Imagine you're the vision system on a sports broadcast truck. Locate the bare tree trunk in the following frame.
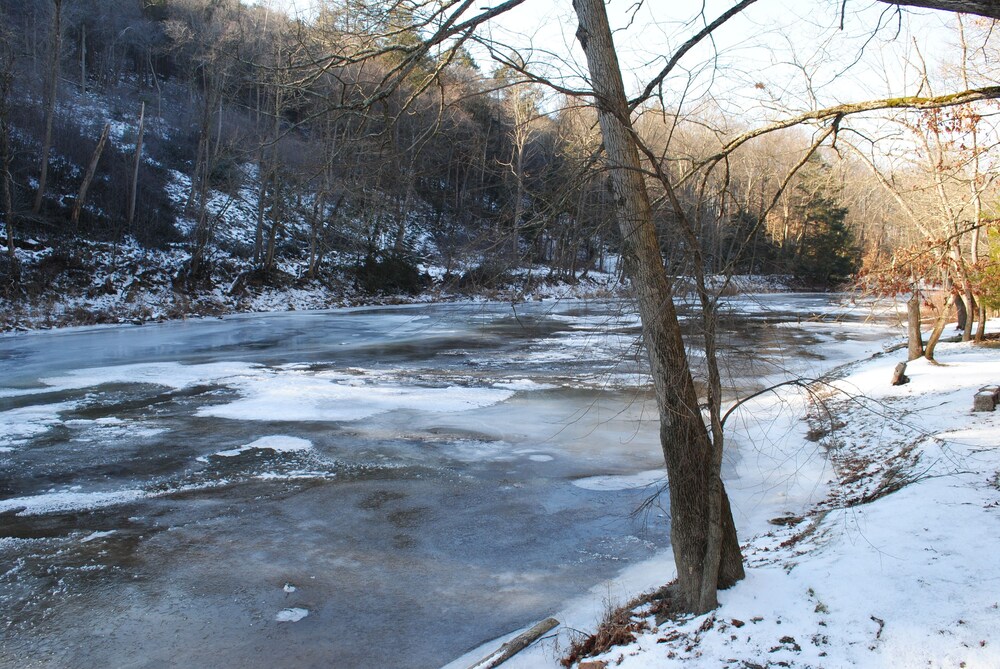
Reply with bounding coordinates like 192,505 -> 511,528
263,172 -> 281,275
70,121 -> 110,225
258,63 -> 283,268
0,37 -> 16,277
127,102 -> 144,230
955,291 -> 968,333
186,74 -> 216,214
307,192 -> 324,279
147,51 -> 162,119
393,166 -> 416,255
924,294 -> 955,362
906,290 -> 924,361
960,291 -> 975,341
79,22 -> 85,94
573,0 -> 743,614
264,219 -> 280,276
33,0 -> 62,215
512,140 -> 525,258
187,145 -> 214,283
311,192 -> 342,279
254,156 -> 269,264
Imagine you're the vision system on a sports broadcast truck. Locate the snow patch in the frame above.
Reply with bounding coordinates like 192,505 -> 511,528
208,435 -> 313,459
572,470 -> 665,491
275,607 -> 309,623
0,489 -> 148,516
199,373 -> 514,423
493,379 -> 558,391
0,402 -> 77,448
80,530 -> 117,543
25,361 -> 515,424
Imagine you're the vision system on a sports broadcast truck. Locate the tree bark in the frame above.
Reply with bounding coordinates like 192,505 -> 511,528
573,0 -> 743,614
924,293 -> 955,361
906,290 -> 924,361
955,290 -> 968,333
880,0 -> 1000,20
307,191 -> 325,279
254,153 -> 269,264
127,101 -> 144,230
70,121 -> 110,226
79,23 -> 85,94
1,38 -> 16,276
33,0 -> 62,215
961,290 -> 976,342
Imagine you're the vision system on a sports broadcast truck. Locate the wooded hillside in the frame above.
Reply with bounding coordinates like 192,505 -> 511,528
0,0 -> 994,328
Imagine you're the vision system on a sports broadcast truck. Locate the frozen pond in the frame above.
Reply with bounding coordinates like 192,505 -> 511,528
0,295 -> 894,668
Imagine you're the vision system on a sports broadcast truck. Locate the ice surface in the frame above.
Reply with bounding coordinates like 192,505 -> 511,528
0,296 -> 901,669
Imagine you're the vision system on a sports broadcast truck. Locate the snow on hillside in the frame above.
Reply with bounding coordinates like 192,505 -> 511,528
450,322 -> 1000,669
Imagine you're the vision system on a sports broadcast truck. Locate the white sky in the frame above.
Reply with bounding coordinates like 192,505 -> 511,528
261,0 -> 976,121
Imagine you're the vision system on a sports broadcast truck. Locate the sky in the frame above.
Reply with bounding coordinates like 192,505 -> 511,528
259,0 -> 974,122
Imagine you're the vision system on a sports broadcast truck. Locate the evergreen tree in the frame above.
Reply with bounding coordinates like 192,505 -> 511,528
793,192 -> 859,286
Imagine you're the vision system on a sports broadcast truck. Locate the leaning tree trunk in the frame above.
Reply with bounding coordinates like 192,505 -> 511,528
924,293 -> 955,362
70,122 -> 110,226
573,0 -> 744,614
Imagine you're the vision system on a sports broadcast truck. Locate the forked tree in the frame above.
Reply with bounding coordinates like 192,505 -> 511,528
295,0 -> 1000,614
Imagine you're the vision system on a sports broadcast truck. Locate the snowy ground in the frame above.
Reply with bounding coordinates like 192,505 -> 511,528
448,320 -> 1000,669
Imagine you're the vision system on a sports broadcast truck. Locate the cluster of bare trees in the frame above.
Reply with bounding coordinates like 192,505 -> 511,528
0,0 -> 883,300
852,14 -> 1000,359
0,0 -> 619,293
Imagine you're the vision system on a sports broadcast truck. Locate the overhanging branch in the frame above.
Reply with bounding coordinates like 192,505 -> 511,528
878,0 -> 1000,20
703,85 -> 1000,166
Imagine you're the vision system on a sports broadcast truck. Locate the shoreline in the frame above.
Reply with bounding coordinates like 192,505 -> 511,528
0,272 -> 799,334
483,318 -> 1000,668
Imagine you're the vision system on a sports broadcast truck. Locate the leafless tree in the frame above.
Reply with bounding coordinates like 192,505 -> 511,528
32,0 -> 62,215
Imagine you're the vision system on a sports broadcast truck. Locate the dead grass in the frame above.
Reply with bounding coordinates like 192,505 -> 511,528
561,585 -> 681,667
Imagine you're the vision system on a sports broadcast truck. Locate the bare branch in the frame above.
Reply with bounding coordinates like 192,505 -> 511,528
703,85 -> 1000,165
878,0 -> 1000,20
630,0 -> 759,111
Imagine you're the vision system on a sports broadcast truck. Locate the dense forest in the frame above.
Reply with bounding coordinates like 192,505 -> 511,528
0,0 -> 995,330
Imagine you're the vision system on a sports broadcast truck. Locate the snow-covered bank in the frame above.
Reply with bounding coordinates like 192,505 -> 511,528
455,322 -> 1000,669
0,233 -> 794,333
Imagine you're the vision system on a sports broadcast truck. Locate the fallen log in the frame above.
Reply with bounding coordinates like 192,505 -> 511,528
466,617 -> 560,669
